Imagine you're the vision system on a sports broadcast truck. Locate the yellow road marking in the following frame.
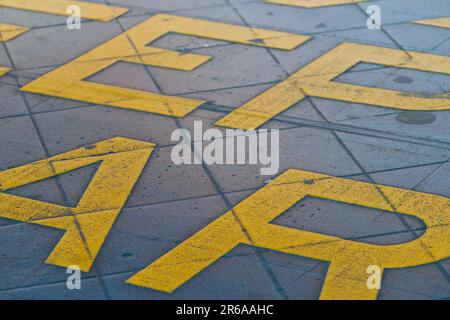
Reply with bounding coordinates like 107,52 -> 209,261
265,0 -> 366,8
0,137 -> 154,272
0,23 -> 28,42
21,14 -> 309,118
127,169 -> 450,300
217,42 -> 450,129
0,0 -> 128,22
414,17 -> 450,29
0,66 -> 10,76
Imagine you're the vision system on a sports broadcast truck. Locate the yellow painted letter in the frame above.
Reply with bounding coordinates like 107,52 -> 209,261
217,42 -> 450,129
0,137 -> 154,272
21,14 -> 309,118
127,169 -> 450,300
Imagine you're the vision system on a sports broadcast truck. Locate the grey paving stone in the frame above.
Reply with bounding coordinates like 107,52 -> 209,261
228,0 -> 368,34
0,44 -> 11,68
272,196 -> 424,243
380,263 -> 450,299
4,173 -> 67,207
5,19 -> 123,70
148,42 -> 287,95
102,245 -> 285,299
186,82 -> 280,108
336,63 -> 450,96
0,0 -> 448,300
0,7 -> 66,28
0,116 -> 45,169
206,126 -> 363,193
359,0 -> 450,25
32,106 -> 180,151
0,276 -> 106,300
384,22 -> 450,51
406,161 -> 450,198
159,2 -> 244,25
0,81 -> 29,118
432,37 -> 450,55
88,61 -> 160,92
108,0 -> 227,12
93,195 -> 230,276
367,162 -> 445,191
378,288 -> 438,300
0,222 -> 79,291
335,131 -> 450,172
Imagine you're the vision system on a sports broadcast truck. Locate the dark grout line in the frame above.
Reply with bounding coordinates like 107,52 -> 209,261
0,155 -> 448,232
2,34 -> 116,299
2,40 -> 101,284
0,223 -> 442,298
201,102 -> 450,151
354,2 -> 413,59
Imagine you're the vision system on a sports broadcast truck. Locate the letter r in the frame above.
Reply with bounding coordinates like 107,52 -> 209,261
127,169 -> 450,300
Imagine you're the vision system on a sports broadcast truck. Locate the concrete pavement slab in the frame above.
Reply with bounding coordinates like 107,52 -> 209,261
0,0 -> 448,301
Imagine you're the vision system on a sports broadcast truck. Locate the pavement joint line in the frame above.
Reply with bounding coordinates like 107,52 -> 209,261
0,1 -> 449,299
0,10 -> 153,37
2,37 -> 115,298
0,155 -> 438,226
132,1 -> 450,298
432,36 -> 450,50
4,9 -> 444,74
0,0 -> 129,22
0,23 -> 29,42
6,20 -> 442,76
202,100 -> 450,151
407,156 -> 450,284
196,151 -> 290,300
265,0 -> 372,8
0,1 -> 444,50
354,1 -> 412,59
286,261 -> 322,288
333,110 -> 403,122
303,94 -> 419,235
172,64 -> 400,96
0,138 -> 154,297
298,93 -> 450,288
13,213 -> 431,276
0,257 -> 443,300
2,98 -> 450,173
210,0 -> 305,299
1,96 -> 450,160
184,101 -> 294,297
9,58 -> 393,85
336,122 -> 450,285
19,13 -> 312,118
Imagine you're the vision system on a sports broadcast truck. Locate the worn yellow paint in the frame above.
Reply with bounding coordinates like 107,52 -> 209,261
217,42 -> 450,129
0,0 -> 128,22
0,66 -> 10,77
0,23 -> 29,42
20,14 -> 309,118
127,169 -> 450,300
0,137 -> 154,272
265,0 -> 366,8
414,17 -> 450,29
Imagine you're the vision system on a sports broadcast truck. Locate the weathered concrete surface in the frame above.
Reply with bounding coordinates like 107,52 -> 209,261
0,0 -> 448,300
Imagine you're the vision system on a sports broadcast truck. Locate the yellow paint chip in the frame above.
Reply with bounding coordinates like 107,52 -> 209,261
0,23 -> 29,42
0,0 -> 128,22
127,169 -> 450,300
21,14 -> 309,118
265,0 -> 366,8
0,66 -> 10,77
0,137 -> 154,272
414,17 -> 450,29
217,42 -> 450,129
